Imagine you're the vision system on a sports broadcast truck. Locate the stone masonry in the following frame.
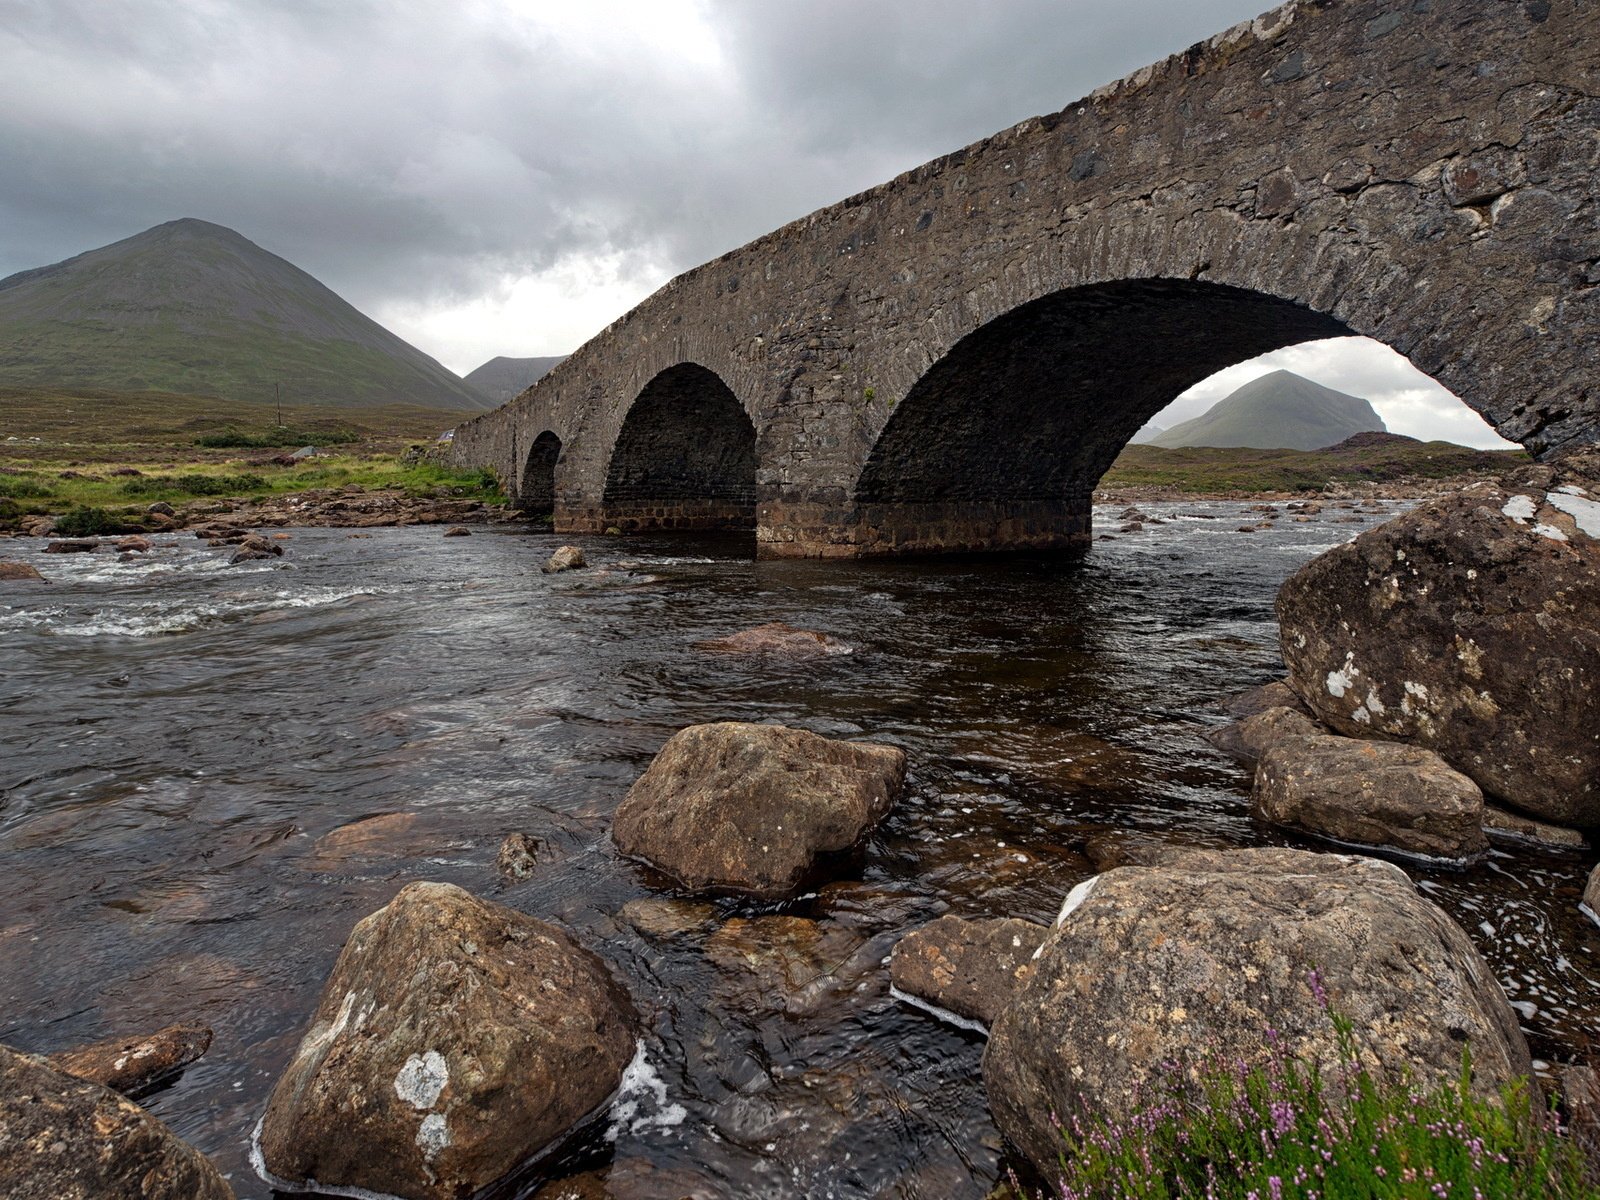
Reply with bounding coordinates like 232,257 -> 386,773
453,0 -> 1599,558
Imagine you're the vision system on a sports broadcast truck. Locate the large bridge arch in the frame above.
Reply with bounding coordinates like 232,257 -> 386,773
593,362 -> 759,533
452,0 -> 1597,559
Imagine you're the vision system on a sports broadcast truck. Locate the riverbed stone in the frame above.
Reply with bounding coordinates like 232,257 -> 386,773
0,560 -> 45,581
44,538 -> 99,553
1277,470 -> 1600,824
1482,803 -> 1588,850
1254,734 -> 1488,861
983,848 -> 1532,1177
889,915 -> 1047,1028
1219,678 -> 1311,720
1205,704 -> 1323,768
0,1044 -> 234,1200
543,545 -> 586,572
694,621 -> 853,657
258,881 -> 636,1200
48,1021 -> 212,1099
612,721 -> 905,898
1585,864 -> 1600,927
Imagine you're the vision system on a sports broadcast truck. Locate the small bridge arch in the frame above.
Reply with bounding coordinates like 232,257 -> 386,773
517,430 -> 563,519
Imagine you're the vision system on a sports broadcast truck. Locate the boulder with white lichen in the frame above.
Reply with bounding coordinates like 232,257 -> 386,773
257,881 -> 636,1200
1277,457 -> 1600,825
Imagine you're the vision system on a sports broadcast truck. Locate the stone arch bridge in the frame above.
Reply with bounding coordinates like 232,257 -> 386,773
452,0 -> 1597,558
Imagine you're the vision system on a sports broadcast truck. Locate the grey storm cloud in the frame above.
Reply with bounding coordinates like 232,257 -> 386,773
0,0 -> 1516,444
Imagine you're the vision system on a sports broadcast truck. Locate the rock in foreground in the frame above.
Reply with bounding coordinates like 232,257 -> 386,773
983,848 -> 1531,1177
1254,734 -> 1488,862
259,881 -> 635,1200
0,1044 -> 234,1200
0,560 -> 45,581
1277,470 -> 1600,824
613,722 -> 905,898
890,915 -> 1046,1028
48,1022 -> 212,1099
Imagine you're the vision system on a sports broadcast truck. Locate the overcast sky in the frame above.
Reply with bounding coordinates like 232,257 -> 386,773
0,0 -> 1516,447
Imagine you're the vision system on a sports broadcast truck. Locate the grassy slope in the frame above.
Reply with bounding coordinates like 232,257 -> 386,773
1101,438 -> 1526,494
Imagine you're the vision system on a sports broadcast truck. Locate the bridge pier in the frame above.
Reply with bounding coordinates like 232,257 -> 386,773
559,501 -> 756,535
756,497 -> 1092,559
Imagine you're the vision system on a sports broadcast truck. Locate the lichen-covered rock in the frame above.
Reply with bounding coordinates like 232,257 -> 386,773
1205,704 -> 1323,768
1254,734 -> 1488,862
48,1022 -> 212,1099
889,915 -> 1047,1028
694,621 -> 853,658
0,1044 -> 234,1200
258,881 -> 636,1200
983,848 -> 1531,1177
612,722 -> 905,898
1277,471 -> 1600,824
543,545 -> 586,573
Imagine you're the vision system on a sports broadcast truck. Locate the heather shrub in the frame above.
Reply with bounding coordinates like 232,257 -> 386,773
1010,980 -> 1594,1199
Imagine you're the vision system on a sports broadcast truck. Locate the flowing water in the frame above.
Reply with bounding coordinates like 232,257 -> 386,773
1,502 -> 1595,1200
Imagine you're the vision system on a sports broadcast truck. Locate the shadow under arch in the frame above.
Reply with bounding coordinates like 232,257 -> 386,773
518,430 -> 562,519
850,278 -> 1353,555
600,362 -> 758,534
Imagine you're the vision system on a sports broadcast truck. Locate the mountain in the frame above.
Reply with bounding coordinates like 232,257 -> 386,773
1147,370 -> 1385,451
0,218 -> 492,412
463,355 -> 566,403
1129,417 -> 1167,444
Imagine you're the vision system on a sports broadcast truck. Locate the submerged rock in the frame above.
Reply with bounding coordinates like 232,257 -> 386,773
889,915 -> 1046,1028
612,722 -> 905,899
543,545 -> 587,573
1219,678 -> 1311,720
0,560 -> 45,581
1277,471 -> 1600,824
620,897 -> 717,941
48,1022 -> 212,1099
983,848 -> 1531,1178
1482,803 -> 1588,850
1254,734 -> 1488,862
0,1044 -> 234,1199
258,881 -> 636,1200
695,621 -> 853,658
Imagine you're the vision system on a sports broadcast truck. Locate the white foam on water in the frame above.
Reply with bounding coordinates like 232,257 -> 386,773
605,1040 -> 687,1142
889,985 -> 990,1036
21,586 -> 383,638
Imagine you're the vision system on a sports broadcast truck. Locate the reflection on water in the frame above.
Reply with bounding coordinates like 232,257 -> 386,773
0,503 -> 1594,1199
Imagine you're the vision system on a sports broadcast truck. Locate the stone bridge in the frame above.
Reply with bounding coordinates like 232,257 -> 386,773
451,0 -> 1598,558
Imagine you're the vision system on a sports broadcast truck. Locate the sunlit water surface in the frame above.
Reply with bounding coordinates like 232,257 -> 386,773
1,501 -> 1595,1199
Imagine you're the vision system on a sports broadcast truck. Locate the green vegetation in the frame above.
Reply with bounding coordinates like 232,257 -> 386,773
1101,437 -> 1525,496
1013,1005 -> 1594,1200
52,507 -> 141,537
193,427 -> 357,448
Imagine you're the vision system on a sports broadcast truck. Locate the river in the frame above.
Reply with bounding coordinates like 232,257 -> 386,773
1,501 -> 1595,1199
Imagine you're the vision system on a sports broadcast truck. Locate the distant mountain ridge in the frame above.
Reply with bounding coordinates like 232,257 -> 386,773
0,218 -> 492,412
463,355 -> 566,403
1148,370 -> 1385,451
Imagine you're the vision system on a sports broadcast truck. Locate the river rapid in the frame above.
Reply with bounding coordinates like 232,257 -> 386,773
2,501 -> 1596,1199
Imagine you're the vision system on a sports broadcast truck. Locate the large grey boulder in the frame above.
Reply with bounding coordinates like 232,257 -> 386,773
983,848 -> 1531,1178
1277,466 -> 1600,824
0,1044 -> 234,1200
1254,733 -> 1488,862
258,881 -> 636,1200
612,722 -> 905,899
889,915 -> 1047,1028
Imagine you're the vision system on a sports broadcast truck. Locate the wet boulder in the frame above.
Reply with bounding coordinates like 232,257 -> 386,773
1205,704 -> 1323,768
258,881 -> 636,1200
543,545 -> 586,573
695,621 -> 853,658
1277,470 -> 1600,824
115,536 -> 152,553
0,560 -> 45,581
612,722 -> 905,899
1254,734 -> 1488,862
1482,803 -> 1588,850
1585,863 -> 1600,927
983,848 -> 1531,1178
495,831 -> 540,879
443,525 -> 471,537
0,1044 -> 234,1199
48,1021 -> 212,1099
889,915 -> 1047,1028
44,538 -> 99,553
1219,678 -> 1311,720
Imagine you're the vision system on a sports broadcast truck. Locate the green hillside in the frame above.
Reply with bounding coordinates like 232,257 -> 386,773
0,218 -> 492,412
462,355 -> 566,403
1149,370 -> 1384,450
